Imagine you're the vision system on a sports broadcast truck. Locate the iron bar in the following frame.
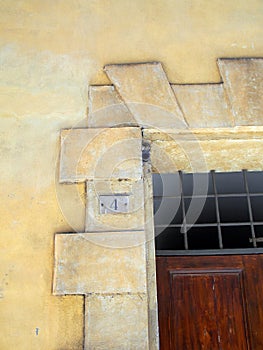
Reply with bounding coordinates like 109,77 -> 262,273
211,170 -> 223,249
153,171 -> 263,253
179,171 -> 188,250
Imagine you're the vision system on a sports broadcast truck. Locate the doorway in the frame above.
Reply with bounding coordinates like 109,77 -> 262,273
156,254 -> 263,349
153,171 -> 263,349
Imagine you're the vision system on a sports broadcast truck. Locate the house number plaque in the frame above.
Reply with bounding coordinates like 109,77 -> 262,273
99,195 -> 129,214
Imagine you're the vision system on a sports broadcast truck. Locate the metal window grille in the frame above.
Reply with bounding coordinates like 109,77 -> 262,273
153,170 -> 263,255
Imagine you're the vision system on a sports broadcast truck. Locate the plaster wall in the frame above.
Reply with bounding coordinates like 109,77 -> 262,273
1,1 -> 263,348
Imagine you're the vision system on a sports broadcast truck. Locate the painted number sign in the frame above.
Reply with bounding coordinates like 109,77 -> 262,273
99,195 -> 129,214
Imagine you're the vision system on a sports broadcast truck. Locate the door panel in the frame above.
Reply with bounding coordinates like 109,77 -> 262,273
157,255 -> 263,349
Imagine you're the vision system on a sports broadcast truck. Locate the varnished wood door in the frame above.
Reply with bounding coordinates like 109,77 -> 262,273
156,255 -> 263,350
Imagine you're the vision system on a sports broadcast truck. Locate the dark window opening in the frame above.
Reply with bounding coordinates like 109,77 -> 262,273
153,170 -> 263,255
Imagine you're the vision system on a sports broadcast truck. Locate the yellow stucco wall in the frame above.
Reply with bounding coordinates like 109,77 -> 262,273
0,1 -> 263,348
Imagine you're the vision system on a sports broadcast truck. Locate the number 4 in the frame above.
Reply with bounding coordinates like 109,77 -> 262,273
110,198 -> 118,211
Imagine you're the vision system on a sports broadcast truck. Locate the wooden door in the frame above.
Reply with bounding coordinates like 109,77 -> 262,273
156,255 -> 263,350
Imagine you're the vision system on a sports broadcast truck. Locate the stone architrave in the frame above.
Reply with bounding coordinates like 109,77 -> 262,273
105,62 -> 188,129
54,124 -> 154,349
88,85 -> 136,128
54,58 -> 263,350
218,58 -> 263,126
53,231 -> 147,295
59,127 -> 142,183
171,83 -> 234,128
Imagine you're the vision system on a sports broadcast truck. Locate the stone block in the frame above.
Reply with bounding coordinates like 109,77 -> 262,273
88,85 -> 136,127
144,127 -> 263,173
105,62 -> 187,129
59,127 -> 142,182
172,83 -> 233,128
85,293 -> 149,349
150,138 -> 263,173
85,179 -> 145,232
143,164 -> 160,350
218,58 -> 263,126
53,232 -> 147,295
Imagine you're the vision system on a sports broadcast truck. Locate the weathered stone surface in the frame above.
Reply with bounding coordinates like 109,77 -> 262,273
144,126 -> 263,141
143,163 -> 159,350
218,58 -> 263,126
53,232 -> 147,295
59,127 -> 142,182
85,293 -> 149,350
88,85 -> 136,127
85,179 -> 144,232
105,62 -> 187,129
150,138 -> 263,173
172,83 -> 233,128
143,127 -> 263,173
